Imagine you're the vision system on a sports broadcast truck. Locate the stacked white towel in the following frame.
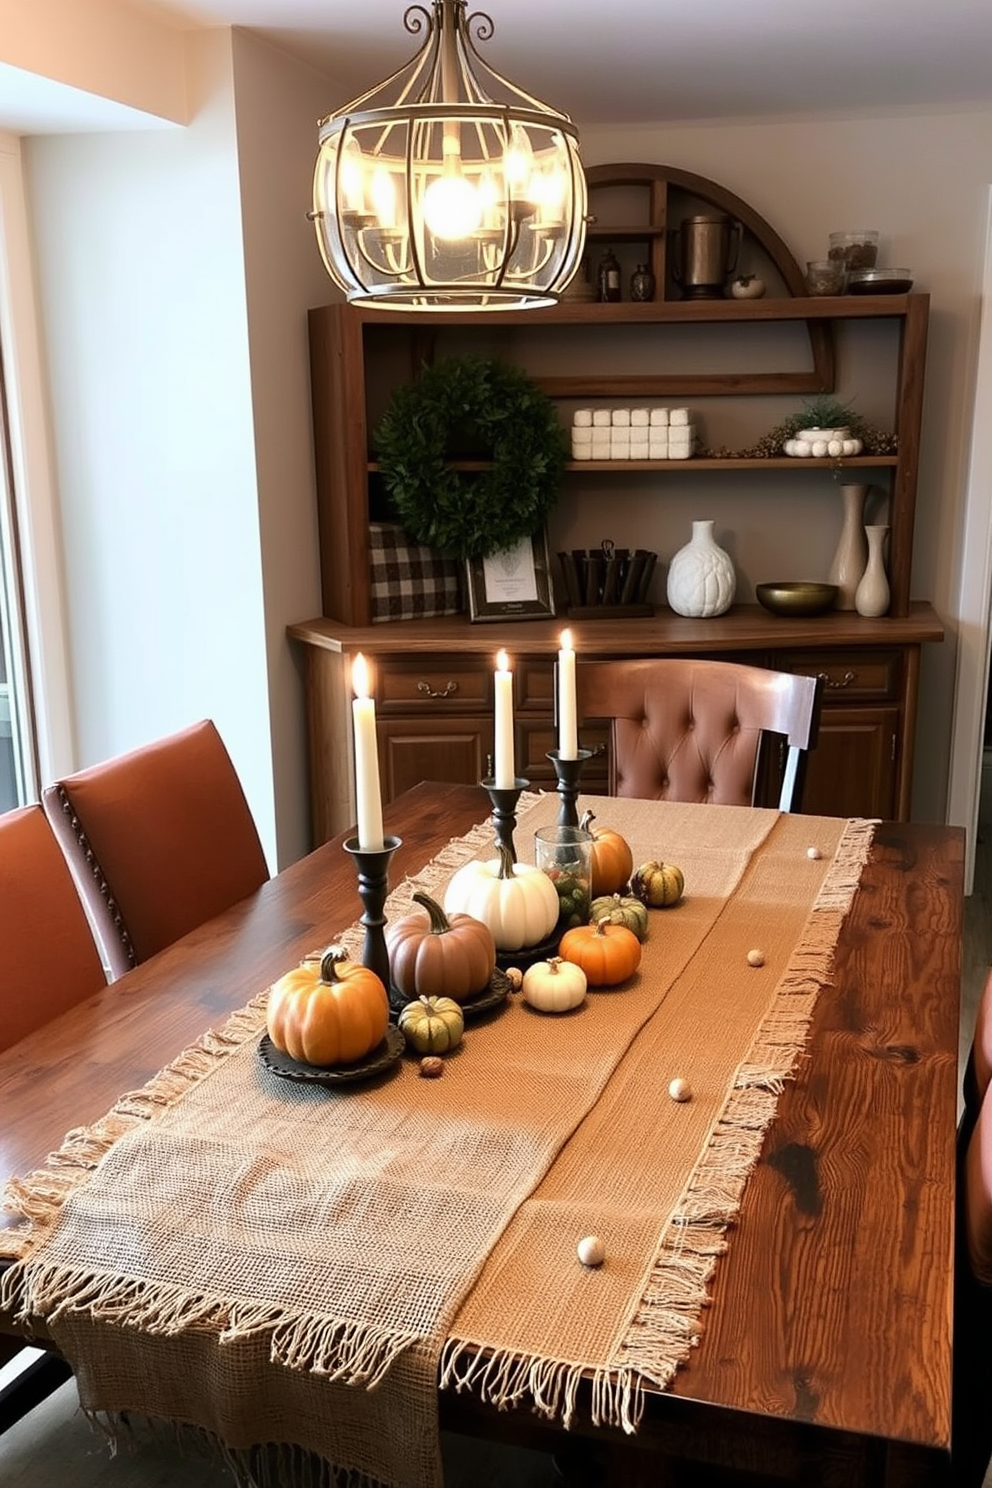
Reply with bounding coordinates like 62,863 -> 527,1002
571,405 -> 696,459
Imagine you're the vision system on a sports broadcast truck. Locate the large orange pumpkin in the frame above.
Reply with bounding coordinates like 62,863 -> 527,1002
385,891 -> 496,1002
558,917 -> 642,987
266,946 -> 389,1067
579,810 -> 634,896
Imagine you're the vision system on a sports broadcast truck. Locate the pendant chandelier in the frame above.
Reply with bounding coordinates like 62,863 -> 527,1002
310,0 -> 587,311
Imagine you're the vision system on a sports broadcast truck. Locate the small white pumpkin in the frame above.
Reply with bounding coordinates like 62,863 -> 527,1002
443,842 -> 559,952
522,956 -> 587,1013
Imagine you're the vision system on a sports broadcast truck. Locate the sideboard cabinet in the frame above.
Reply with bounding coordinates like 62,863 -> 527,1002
289,608 -> 941,845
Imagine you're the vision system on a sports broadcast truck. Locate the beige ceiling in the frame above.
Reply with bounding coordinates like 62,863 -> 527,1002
153,0 -> 992,124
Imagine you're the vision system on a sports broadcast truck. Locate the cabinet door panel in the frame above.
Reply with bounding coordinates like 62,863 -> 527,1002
378,718 -> 494,803
801,705 -> 899,820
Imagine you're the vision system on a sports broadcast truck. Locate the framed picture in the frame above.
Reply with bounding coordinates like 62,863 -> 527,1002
465,530 -> 556,623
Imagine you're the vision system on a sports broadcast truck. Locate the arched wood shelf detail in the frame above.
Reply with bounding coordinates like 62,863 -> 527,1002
584,162 -> 835,393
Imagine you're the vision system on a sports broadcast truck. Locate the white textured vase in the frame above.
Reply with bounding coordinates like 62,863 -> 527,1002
666,519 -> 736,618
828,483 -> 870,610
855,524 -> 891,617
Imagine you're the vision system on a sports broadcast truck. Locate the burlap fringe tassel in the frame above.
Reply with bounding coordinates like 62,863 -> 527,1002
442,816 -> 877,1436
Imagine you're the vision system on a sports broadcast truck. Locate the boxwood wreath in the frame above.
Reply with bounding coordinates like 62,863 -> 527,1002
374,355 -> 568,561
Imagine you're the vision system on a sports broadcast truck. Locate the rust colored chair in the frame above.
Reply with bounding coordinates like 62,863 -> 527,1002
576,658 -> 823,813
42,720 -> 269,980
0,804 -> 102,1427
953,1083 -> 992,1485
0,803 -> 106,1049
963,967 -> 992,1122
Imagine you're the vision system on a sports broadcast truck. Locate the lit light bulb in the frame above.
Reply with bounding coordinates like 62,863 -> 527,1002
503,125 -> 533,192
338,136 -> 366,213
422,172 -> 482,239
533,164 -> 567,225
477,168 -> 501,229
370,165 -> 397,230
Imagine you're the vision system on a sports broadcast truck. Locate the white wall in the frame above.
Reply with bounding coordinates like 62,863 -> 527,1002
227,29 -> 348,864
23,28 -> 348,869
25,31 -> 276,858
578,109 -> 992,822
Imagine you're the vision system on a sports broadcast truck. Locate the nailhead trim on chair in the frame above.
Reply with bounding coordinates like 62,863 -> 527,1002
53,784 -> 138,972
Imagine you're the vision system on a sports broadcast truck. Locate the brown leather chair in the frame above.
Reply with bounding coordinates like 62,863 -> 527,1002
953,1084 -> 992,1485
42,720 -> 269,980
0,804 -> 101,1427
576,658 -> 823,813
0,804 -> 106,1049
963,967 -> 992,1122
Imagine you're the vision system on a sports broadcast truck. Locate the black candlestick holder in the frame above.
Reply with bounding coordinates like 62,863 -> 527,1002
343,835 -> 401,1011
546,749 -> 593,827
480,776 -> 530,862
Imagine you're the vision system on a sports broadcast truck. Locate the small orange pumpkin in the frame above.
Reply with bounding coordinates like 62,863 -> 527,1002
386,891 -> 496,1002
558,917 -> 642,987
266,946 -> 389,1067
579,810 -> 634,896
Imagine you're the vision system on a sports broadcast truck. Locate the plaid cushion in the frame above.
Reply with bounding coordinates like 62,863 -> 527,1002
369,523 -> 463,623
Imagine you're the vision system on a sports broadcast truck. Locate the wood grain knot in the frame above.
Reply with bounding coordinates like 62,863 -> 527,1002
766,1142 -> 822,1216
876,1043 -> 920,1064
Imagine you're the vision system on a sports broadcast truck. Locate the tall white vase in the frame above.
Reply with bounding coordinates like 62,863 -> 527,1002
666,519 -> 736,618
855,525 -> 891,617
827,483 -> 870,610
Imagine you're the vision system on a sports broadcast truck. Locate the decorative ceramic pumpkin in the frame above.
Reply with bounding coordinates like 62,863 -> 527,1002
398,995 -> 464,1054
266,947 -> 389,1067
630,861 -> 685,909
589,892 -> 649,942
559,918 -> 642,987
522,956 -> 587,1013
443,842 -> 559,952
578,811 -> 633,897
385,891 -> 496,1003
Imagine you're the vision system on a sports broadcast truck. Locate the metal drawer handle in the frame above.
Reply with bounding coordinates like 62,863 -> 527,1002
416,679 -> 459,700
817,670 -> 857,690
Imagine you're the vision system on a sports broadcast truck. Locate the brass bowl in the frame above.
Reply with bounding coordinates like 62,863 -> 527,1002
756,582 -> 838,617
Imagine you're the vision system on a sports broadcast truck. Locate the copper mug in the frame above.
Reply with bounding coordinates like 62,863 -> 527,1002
671,214 -> 742,299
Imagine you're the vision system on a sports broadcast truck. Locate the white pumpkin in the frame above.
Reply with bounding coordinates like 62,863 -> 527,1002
522,957 -> 588,1013
443,842 -> 559,952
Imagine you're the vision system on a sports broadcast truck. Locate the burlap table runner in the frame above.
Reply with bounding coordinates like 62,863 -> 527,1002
1,795 -> 873,1488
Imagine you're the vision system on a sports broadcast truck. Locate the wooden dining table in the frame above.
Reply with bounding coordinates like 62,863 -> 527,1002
0,782 -> 963,1487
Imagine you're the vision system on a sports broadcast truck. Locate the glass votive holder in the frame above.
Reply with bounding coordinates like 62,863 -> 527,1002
806,259 -> 847,296
534,824 -> 593,936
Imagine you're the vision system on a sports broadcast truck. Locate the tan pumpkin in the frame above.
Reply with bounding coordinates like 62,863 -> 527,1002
558,917 -> 642,987
443,842 -> 559,952
589,892 -> 649,942
579,810 -> 634,896
521,956 -> 587,1013
398,995 -> 464,1054
266,947 -> 389,1067
385,891 -> 496,1003
630,860 -> 685,908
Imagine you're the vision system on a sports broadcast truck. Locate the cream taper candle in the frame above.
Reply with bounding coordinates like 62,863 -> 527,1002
558,629 -> 578,759
351,653 -> 384,851
494,649 -> 515,788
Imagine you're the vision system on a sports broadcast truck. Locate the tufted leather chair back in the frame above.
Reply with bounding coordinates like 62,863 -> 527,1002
0,804 -> 106,1050
576,659 -> 822,812
42,720 -> 269,981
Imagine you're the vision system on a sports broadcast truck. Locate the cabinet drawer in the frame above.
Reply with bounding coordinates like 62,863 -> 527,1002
517,657 -> 555,712
374,656 -> 491,713
774,650 -> 901,702
517,718 -> 609,787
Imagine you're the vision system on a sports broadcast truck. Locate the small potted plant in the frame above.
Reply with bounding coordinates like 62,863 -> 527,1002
782,396 -> 863,458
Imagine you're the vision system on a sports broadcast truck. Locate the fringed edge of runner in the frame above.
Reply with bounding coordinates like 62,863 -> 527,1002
0,1253 -> 423,1394
441,816 -> 878,1437
0,992 -> 269,1266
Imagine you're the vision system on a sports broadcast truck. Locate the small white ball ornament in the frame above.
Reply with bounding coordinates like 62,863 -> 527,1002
807,846 -> 822,861
746,948 -> 765,968
577,1235 -> 605,1267
668,1077 -> 692,1103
